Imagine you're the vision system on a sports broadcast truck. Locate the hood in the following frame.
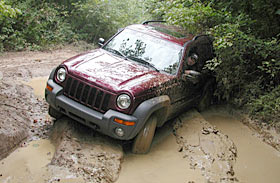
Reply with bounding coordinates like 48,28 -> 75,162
63,49 -> 174,95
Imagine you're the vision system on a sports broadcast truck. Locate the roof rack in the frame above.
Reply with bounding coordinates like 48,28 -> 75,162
142,20 -> 166,25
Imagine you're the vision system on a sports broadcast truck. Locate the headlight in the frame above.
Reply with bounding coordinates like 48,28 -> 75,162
117,94 -> 131,109
56,68 -> 66,82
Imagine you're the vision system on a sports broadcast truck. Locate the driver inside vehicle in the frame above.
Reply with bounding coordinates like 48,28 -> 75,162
183,36 -> 215,83
184,50 -> 202,84
185,52 -> 200,75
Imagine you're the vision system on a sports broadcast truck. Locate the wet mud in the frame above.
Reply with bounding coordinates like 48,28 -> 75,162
0,47 -> 81,160
202,109 -> 280,183
50,119 -> 123,183
0,139 -> 55,183
117,122 -> 204,183
22,76 -> 49,99
174,110 -> 237,183
0,80 -> 46,159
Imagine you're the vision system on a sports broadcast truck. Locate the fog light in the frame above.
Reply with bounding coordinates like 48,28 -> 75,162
115,127 -> 125,137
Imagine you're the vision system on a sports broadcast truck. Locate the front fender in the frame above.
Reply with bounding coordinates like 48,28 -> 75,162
128,95 -> 170,139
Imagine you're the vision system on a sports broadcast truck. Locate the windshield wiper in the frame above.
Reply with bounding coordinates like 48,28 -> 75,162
105,48 -> 127,59
127,56 -> 159,72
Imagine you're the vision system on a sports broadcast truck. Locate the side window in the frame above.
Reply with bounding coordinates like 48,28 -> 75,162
183,36 -> 214,72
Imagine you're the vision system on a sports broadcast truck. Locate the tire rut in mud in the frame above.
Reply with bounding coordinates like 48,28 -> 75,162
49,118 -> 123,183
173,109 -> 238,183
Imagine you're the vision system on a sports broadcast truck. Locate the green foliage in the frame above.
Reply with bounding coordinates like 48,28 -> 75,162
0,0 -> 151,51
0,0 -> 75,51
246,85 -> 280,123
206,0 -> 280,38
206,23 -> 280,105
148,0 -> 225,33
70,0 -> 151,42
0,0 -> 21,19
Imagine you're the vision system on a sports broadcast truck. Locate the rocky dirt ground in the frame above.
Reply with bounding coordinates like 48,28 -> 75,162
0,47 -> 280,183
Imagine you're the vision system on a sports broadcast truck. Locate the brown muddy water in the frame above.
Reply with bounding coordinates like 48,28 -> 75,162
0,139 -> 85,183
116,122 -> 205,183
0,140 -> 55,183
1,77 -> 280,183
202,111 -> 280,183
22,76 -> 48,99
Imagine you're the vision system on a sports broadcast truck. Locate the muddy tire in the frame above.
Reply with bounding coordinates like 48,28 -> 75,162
197,80 -> 214,112
132,115 -> 157,154
49,106 -> 63,119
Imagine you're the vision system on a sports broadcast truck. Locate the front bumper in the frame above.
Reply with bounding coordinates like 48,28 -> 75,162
45,79 -> 138,140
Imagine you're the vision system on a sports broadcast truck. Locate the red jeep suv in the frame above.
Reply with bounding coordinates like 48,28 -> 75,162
45,21 -> 215,153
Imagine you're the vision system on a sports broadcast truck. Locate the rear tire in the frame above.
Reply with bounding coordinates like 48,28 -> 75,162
132,115 -> 157,154
49,106 -> 63,119
197,80 -> 214,112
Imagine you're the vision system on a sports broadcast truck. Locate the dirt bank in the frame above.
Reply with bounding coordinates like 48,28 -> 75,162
0,46 -> 81,159
0,80 -> 45,159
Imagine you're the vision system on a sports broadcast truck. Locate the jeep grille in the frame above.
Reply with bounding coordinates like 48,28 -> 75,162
63,75 -> 111,113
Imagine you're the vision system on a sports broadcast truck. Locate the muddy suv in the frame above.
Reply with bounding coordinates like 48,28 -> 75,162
45,21 -> 215,153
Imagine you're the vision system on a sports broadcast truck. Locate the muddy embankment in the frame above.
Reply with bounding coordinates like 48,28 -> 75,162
1,48 -> 280,183
0,48 -> 82,160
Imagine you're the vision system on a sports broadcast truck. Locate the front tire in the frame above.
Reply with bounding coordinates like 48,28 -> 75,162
132,115 -> 157,154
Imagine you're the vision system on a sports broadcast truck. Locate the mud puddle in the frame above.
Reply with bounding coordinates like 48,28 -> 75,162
22,76 -> 48,98
0,139 -> 55,183
117,122 -> 204,183
0,139 -> 86,183
201,110 -> 280,183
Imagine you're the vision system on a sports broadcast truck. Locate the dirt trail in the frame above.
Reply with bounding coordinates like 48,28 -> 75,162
1,48 -> 280,183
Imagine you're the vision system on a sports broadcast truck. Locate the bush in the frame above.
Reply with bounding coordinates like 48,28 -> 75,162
206,23 -> 280,105
0,0 -> 76,51
247,86 -> 280,123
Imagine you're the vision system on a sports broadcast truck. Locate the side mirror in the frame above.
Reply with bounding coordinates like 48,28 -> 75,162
98,38 -> 105,47
182,70 -> 201,84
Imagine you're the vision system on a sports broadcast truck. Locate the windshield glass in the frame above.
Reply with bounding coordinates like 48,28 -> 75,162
103,28 -> 183,75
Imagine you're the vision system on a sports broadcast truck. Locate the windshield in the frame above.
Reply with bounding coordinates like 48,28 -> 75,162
103,28 -> 183,75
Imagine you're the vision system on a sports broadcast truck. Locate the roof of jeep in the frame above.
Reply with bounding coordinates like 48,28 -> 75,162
126,24 -> 194,46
